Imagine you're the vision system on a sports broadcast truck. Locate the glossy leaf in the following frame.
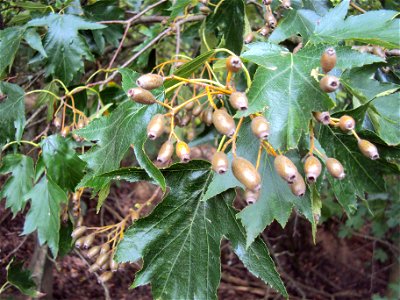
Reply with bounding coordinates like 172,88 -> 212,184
41,135 -> 86,191
23,175 -> 68,257
0,27 -> 25,75
311,0 -> 400,48
24,28 -> 47,57
27,13 -> 105,84
205,122 -> 314,247
114,161 -> 287,299
0,154 -> 34,216
341,64 -> 400,146
206,0 -> 245,54
0,82 -> 26,146
238,42 -> 382,149
77,69 -> 165,207
6,259 -> 40,297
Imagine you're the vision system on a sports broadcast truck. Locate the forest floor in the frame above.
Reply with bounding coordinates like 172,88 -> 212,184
1,173 -> 396,300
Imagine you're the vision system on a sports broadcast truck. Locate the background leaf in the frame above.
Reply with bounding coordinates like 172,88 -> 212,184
6,259 -> 40,297
0,27 -> 25,75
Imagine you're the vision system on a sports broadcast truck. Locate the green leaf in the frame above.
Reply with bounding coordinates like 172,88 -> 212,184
206,0 -> 245,54
24,28 -> 47,58
114,161 -> 287,299
76,70 -> 165,207
84,0 -> 124,54
6,259 -> 40,297
164,50 -> 215,89
59,220 -> 74,257
36,81 -> 59,121
204,122 -> 314,247
0,27 -> 25,75
341,64 -> 400,146
0,82 -> 25,146
169,0 -> 194,18
269,1 -> 320,44
0,154 -> 34,216
40,135 -> 86,191
23,175 -> 68,257
311,0 -> 400,48
27,13 -> 105,84
239,42 -> 382,149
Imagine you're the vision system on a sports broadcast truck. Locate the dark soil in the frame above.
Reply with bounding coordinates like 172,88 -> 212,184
0,178 -> 395,300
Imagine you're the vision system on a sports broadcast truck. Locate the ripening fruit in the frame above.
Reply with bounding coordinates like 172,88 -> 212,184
326,158 -> 345,179
176,141 -> 191,163
319,75 -> 340,93
100,244 -> 110,254
98,271 -> 113,283
244,32 -> 254,44
281,0 -> 291,9
251,116 -> 270,140
86,246 -> 101,259
232,157 -> 261,191
185,100 -> 195,110
110,259 -> 119,272
83,233 -> 96,249
147,114 -> 165,140
61,126 -> 70,137
127,87 -> 156,104
226,55 -> 242,73
304,156 -> 322,183
212,109 -> 236,137
199,5 -> 211,14
88,264 -> 100,273
77,119 -> 86,129
338,115 -> 355,132
229,92 -> 248,111
244,188 -> 260,204
274,155 -> 298,183
75,236 -> 85,248
201,107 -> 213,126
157,140 -> 174,164
320,47 -> 337,73
265,11 -> 277,28
95,253 -> 110,267
259,26 -> 270,37
136,73 -> 164,90
358,139 -> 379,160
192,105 -> 203,116
53,117 -> 61,128
212,152 -> 229,174
313,111 -> 331,125
262,0 -> 273,4
71,226 -> 87,240
290,174 -> 306,197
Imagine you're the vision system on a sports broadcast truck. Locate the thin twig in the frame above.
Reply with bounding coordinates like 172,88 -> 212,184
350,1 -> 366,13
25,105 -> 46,126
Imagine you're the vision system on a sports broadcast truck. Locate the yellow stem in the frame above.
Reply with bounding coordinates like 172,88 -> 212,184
217,135 -> 227,152
232,117 -> 244,155
255,143 -> 263,170
2,140 -> 40,152
351,129 -> 361,141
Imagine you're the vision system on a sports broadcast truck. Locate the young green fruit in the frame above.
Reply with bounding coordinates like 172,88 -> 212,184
319,75 -> 339,93
147,114 -> 165,140
320,47 -> 337,73
136,73 -> 164,90
226,55 -> 242,73
274,155 -> 298,183
290,174 -> 306,197
313,111 -> 331,125
304,156 -> 322,183
251,116 -> 270,139
229,92 -> 248,111
326,158 -> 345,179
157,140 -> 174,164
127,87 -> 156,104
212,109 -> 236,137
244,188 -> 260,204
338,115 -> 355,132
232,157 -> 261,191
358,139 -> 379,160
212,152 -> 229,174
176,141 -> 191,163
